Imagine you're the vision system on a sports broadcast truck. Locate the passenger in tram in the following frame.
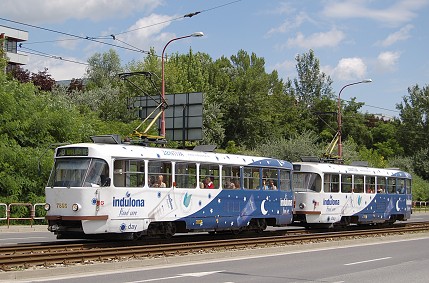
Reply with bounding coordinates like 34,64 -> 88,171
225,178 -> 234,189
154,175 -> 166,188
231,179 -> 240,189
269,180 -> 277,190
204,176 -> 214,189
377,186 -> 385,193
260,179 -> 269,190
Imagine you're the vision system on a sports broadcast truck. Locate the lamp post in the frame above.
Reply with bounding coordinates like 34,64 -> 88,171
337,79 -> 372,159
160,31 -> 204,137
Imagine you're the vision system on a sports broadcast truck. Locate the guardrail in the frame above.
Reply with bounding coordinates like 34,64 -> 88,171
413,201 -> 429,212
1,201 -> 428,227
0,203 -> 46,227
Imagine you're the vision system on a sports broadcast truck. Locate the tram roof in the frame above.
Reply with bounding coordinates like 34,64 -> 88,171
56,143 -> 293,169
294,162 -> 412,178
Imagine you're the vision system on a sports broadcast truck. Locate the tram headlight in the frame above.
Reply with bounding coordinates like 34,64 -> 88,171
72,203 -> 81,211
299,203 -> 306,209
44,203 -> 50,211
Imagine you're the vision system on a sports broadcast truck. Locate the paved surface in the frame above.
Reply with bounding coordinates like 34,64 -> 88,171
0,225 -> 48,233
1,230 -> 429,282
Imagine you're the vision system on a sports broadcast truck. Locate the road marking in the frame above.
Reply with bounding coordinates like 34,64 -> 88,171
344,257 -> 391,266
124,270 -> 225,283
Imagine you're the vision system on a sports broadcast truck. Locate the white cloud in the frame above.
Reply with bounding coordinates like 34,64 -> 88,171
119,14 -> 177,52
272,59 -> 296,78
376,51 -> 401,72
285,28 -> 345,49
322,0 -> 429,26
266,12 -> 312,36
0,0 -> 161,23
26,55 -> 87,80
330,57 -> 368,81
376,24 -> 414,47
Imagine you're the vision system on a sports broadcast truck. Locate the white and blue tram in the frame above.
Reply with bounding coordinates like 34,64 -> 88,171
292,161 -> 412,227
44,136 -> 294,239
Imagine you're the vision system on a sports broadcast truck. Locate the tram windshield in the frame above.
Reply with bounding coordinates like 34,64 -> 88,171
47,158 -> 109,187
292,172 -> 321,192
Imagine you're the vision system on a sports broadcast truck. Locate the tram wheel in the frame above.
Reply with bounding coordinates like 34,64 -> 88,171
132,231 -> 144,240
163,222 -> 176,239
256,219 -> 267,233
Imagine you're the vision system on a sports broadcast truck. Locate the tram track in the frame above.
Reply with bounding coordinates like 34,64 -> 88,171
1,221 -> 429,271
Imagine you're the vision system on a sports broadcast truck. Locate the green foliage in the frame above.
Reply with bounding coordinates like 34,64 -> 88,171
85,49 -> 123,89
397,84 -> 429,156
358,147 -> 387,168
1,47 -> 429,203
412,148 -> 429,180
252,131 -> 322,162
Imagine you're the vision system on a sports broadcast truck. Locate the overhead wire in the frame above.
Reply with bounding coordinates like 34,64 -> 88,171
0,0 -> 244,67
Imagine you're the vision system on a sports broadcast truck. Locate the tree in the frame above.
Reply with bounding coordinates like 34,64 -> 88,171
397,84 -> 429,156
30,68 -> 56,91
8,65 -> 30,83
85,49 -> 123,89
67,78 -> 85,93
252,130 -> 322,162
293,50 -> 336,137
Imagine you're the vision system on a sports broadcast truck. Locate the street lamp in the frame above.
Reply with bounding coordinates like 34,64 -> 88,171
337,79 -> 372,159
160,31 -> 204,137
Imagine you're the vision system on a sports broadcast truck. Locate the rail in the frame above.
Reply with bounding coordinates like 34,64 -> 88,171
1,221 -> 429,271
0,203 -> 46,227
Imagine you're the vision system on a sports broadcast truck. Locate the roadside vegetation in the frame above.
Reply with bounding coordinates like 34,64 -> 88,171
1,47 -> 429,209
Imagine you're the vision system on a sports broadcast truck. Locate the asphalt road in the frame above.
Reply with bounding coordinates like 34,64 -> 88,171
1,211 -> 429,282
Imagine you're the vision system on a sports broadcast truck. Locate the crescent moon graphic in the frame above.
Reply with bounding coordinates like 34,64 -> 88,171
261,200 -> 268,215
396,199 -> 400,212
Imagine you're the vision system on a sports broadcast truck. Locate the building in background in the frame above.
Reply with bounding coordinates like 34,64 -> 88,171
0,25 -> 28,72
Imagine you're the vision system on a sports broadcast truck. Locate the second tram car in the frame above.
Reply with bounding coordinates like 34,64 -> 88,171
292,161 -> 412,227
44,136 -> 294,239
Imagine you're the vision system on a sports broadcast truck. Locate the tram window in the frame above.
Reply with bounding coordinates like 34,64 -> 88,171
223,165 -> 241,189
84,159 -> 110,187
323,174 -> 339,193
243,167 -> 260,190
387,177 -> 396,194
341,174 -> 353,193
148,161 -> 172,188
49,158 -> 91,187
354,175 -> 364,193
113,159 -> 144,187
397,179 -> 406,194
406,179 -> 412,194
262,168 -> 278,190
377,176 -> 386,193
278,169 -> 291,191
366,176 -> 375,193
175,162 -> 197,189
200,163 -> 220,189
293,172 -> 320,192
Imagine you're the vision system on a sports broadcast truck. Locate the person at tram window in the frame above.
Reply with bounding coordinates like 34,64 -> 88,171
224,178 -> 233,189
269,180 -> 277,190
377,185 -> 385,193
232,179 -> 240,189
260,179 -> 269,190
204,176 -> 214,189
154,175 -> 166,188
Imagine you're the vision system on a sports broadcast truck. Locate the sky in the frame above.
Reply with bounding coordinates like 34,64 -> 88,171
1,0 -> 429,117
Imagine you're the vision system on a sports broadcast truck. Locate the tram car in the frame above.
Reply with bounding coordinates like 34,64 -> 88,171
44,135 -> 294,239
292,160 -> 412,228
